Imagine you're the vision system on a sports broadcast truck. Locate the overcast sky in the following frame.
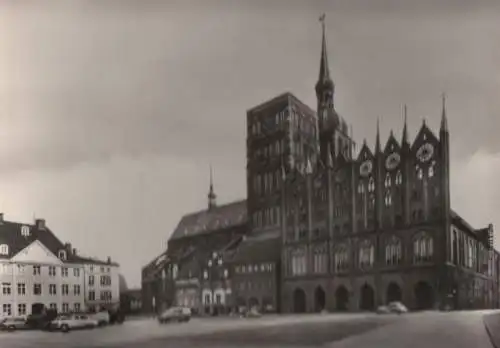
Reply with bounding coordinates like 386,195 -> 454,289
0,0 -> 499,288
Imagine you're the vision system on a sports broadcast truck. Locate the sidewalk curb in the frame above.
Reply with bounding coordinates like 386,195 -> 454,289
484,314 -> 499,348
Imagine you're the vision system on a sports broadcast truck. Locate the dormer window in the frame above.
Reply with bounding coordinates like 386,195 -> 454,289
58,250 -> 67,260
0,244 -> 8,255
21,225 -> 30,237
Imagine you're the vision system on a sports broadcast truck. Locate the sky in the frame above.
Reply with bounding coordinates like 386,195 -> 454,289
0,0 -> 499,288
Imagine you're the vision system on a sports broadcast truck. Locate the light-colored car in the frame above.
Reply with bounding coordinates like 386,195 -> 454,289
243,307 -> 262,318
0,316 -> 29,331
158,307 -> 191,324
92,310 -> 110,326
50,314 -> 99,332
377,301 -> 408,314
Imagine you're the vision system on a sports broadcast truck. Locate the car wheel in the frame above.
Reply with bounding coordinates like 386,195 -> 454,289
7,326 -> 15,332
60,324 -> 70,333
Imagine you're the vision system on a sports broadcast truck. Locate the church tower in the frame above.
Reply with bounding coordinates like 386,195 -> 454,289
208,165 -> 217,210
315,14 -> 352,165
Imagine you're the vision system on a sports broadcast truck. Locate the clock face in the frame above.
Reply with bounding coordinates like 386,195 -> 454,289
416,143 -> 434,163
385,152 -> 401,170
359,160 -> 373,177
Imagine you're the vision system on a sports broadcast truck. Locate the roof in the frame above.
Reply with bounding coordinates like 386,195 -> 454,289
246,91 -> 315,117
169,199 -> 247,241
229,231 -> 281,263
0,218 -> 119,266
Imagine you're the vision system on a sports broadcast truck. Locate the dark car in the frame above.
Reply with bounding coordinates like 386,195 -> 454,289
26,309 -> 58,330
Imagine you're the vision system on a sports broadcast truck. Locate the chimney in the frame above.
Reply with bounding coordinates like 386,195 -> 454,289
64,243 -> 72,253
35,219 -> 46,230
72,248 -> 77,256
107,256 -> 111,264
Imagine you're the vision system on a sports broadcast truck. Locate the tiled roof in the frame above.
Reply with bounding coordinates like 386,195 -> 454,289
229,231 -> 281,263
169,199 -> 247,240
0,219 -> 118,266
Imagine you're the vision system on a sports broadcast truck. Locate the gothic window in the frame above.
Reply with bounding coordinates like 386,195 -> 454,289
0,244 -> 8,255
416,165 -> 423,180
313,248 -> 327,274
335,245 -> 349,272
358,182 -> 364,194
358,240 -> 375,269
368,177 -> 375,192
368,194 -> 375,209
384,191 -> 392,207
395,170 -> 403,185
413,233 -> 434,263
428,161 -> 435,178
384,173 -> 392,188
291,249 -> 307,276
385,237 -> 402,266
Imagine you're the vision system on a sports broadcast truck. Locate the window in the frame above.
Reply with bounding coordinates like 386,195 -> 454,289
74,303 -> 81,312
385,237 -> 402,266
215,294 -> 221,305
413,233 -> 434,263
100,275 -> 111,286
62,303 -> 69,313
89,275 -> 95,286
0,244 -> 8,255
74,285 -> 81,296
49,284 -> 57,295
62,284 -> 69,295
33,283 -> 42,295
2,283 -> 11,295
204,294 -> 210,305
384,191 -> 392,206
291,249 -> 307,276
17,264 -> 25,273
89,265 -> 94,273
49,303 -> 57,311
100,291 -> 112,302
21,225 -> 30,237
58,250 -> 67,260
384,173 -> 392,188
33,265 -> 41,275
416,166 -> 423,180
73,268 -> 80,277
395,170 -> 402,185
368,177 -> 375,192
17,283 -> 26,295
335,247 -> 349,272
3,304 -> 11,316
358,241 -> 375,269
428,164 -> 435,178
89,291 -> 96,301
61,267 -> 68,277
18,304 -> 26,315
49,266 -> 56,276
313,249 -> 327,274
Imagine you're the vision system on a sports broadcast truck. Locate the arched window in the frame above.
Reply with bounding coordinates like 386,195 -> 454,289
416,165 -> 423,180
368,177 -> 375,192
313,247 -> 327,274
395,170 -> 403,185
385,237 -> 402,266
384,173 -> 392,188
0,244 -> 8,255
58,250 -> 67,260
384,191 -> 392,206
291,248 -> 307,276
358,182 -> 364,194
428,162 -> 435,178
358,240 -> 374,269
413,233 -> 434,263
334,245 -> 349,272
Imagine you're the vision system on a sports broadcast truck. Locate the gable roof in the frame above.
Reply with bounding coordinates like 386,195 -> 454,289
0,219 -> 119,266
169,199 -> 247,240
229,231 -> 281,263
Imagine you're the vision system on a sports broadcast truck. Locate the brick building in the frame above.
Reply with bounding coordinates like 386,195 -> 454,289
278,17 -> 500,313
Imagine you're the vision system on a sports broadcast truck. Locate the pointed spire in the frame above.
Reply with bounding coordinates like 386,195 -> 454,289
390,129 -> 394,137
326,143 -> 334,168
208,164 -> 217,210
305,157 -> 313,175
318,13 -> 330,81
440,92 -> 448,132
375,118 -> 381,152
402,104 -> 409,145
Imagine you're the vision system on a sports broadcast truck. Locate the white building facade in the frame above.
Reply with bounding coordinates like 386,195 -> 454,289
0,216 -> 120,317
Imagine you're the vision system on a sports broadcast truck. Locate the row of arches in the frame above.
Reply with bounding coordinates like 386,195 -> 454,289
292,281 -> 434,313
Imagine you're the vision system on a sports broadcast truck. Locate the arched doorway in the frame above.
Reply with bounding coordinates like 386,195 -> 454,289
335,286 -> 349,311
414,281 -> 434,310
386,282 -> 402,303
31,303 -> 45,315
293,288 -> 307,313
359,284 -> 375,311
314,286 -> 326,312
248,297 -> 259,311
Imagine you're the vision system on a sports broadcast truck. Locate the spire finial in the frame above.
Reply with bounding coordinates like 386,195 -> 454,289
440,92 -> 448,132
402,104 -> 409,144
375,117 -> 381,152
208,164 -> 217,210
317,13 -> 331,82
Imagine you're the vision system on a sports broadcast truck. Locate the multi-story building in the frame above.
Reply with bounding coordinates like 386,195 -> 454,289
0,215 -> 120,317
279,17 -> 499,313
141,178 -> 248,314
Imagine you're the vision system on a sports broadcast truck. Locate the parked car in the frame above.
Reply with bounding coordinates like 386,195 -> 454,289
158,307 -> 191,324
377,301 -> 408,315
242,307 -> 262,319
0,317 -> 30,331
26,309 -> 58,330
92,310 -> 110,326
49,314 -> 98,333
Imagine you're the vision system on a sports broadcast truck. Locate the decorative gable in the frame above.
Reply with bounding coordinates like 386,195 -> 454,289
383,132 -> 401,155
411,121 -> 439,152
11,240 -> 63,265
357,141 -> 374,162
